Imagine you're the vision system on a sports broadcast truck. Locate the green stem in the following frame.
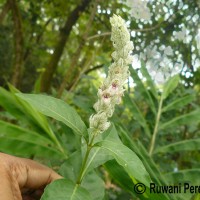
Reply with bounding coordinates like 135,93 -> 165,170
149,95 -> 163,156
55,137 -> 67,156
76,134 -> 95,184
49,129 -> 67,157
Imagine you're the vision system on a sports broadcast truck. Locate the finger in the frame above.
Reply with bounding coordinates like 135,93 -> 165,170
0,152 -> 62,198
15,157 -> 63,189
0,153 -> 22,200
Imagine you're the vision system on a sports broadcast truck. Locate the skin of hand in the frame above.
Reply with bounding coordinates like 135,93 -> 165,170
0,152 -> 62,200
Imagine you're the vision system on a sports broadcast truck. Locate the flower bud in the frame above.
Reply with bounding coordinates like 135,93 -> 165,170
89,15 -> 133,135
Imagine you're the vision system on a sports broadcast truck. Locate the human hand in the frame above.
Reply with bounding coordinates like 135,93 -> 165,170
0,152 -> 62,200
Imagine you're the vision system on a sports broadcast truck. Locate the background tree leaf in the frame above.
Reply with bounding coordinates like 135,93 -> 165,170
162,75 -> 180,99
123,93 -> 151,138
155,138 -> 200,154
164,169 -> 200,185
0,137 -> 65,159
159,110 -> 200,130
0,86 -> 57,142
162,95 -> 195,112
140,61 -> 158,99
129,67 -> 156,114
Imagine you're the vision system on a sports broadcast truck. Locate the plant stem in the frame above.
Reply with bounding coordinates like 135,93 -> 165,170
149,95 -> 163,156
55,137 -> 67,157
48,129 -> 67,157
76,134 -> 95,184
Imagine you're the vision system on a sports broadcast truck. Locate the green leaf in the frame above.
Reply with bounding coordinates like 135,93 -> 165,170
0,87 -> 25,119
16,94 -> 88,139
0,86 -> 66,155
0,86 -> 55,142
155,138 -> 200,154
59,150 -> 82,182
159,109 -> 200,130
124,93 -> 151,138
83,147 -> 113,177
162,95 -> 195,112
164,169 -> 200,185
59,153 -> 105,200
96,140 -> 151,186
105,160 -> 169,200
79,125 -> 119,179
101,124 -> 121,142
0,120 -> 53,146
162,75 -> 180,99
0,137 -> 65,159
41,179 -> 92,200
82,170 -> 105,200
191,193 -> 200,200
0,120 -> 65,158
140,62 -> 158,99
129,67 -> 156,114
164,169 -> 200,200
104,160 -> 135,196
117,125 -> 169,186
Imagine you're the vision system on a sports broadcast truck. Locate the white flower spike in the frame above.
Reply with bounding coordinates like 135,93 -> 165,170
89,15 -> 134,135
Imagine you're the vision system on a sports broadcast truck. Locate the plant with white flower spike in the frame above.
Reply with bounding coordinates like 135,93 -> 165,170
89,14 -> 134,136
